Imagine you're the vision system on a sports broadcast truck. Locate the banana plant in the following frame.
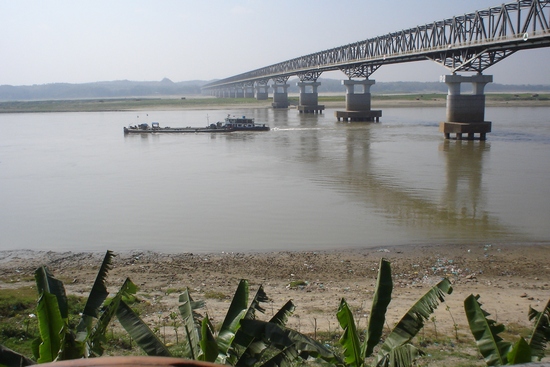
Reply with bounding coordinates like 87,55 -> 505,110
464,294 -> 550,365
237,317 -> 343,366
0,250 -> 147,366
32,250 -> 120,362
175,279 -> 318,366
224,284 -> 342,366
177,289 -> 204,359
336,258 -> 453,367
528,299 -> 550,361
152,279 -> 341,366
198,279 -> 249,364
115,294 -> 170,356
376,276 -> 453,365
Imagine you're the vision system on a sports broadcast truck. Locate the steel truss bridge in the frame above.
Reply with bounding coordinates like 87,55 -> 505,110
202,0 -> 550,91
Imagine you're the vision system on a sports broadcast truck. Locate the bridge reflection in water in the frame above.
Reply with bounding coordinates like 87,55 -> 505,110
272,109 -> 532,244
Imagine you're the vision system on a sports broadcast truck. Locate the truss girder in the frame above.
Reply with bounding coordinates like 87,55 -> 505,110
428,48 -> 518,72
203,0 -> 550,89
273,75 -> 291,84
340,64 -> 381,79
297,70 -> 323,81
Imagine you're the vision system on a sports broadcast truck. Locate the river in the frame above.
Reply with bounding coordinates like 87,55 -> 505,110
1,106 -> 549,253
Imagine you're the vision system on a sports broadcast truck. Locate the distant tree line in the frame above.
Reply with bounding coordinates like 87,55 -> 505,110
1,77 -> 549,101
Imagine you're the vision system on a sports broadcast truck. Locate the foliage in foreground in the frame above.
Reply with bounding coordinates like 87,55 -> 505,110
123,278 -> 342,366
4,250 -> 549,367
121,259 -> 452,367
335,259 -> 453,367
0,253 -> 453,367
464,294 -> 550,366
0,251 -> 153,366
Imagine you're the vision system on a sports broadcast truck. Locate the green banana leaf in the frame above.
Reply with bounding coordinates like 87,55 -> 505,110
528,299 -> 550,361
35,266 -> 68,320
116,300 -> 171,356
377,278 -> 453,362
507,337 -> 532,365
93,277 -> 169,357
232,285 -> 271,364
464,294 -> 512,366
200,315 -> 219,362
376,343 -> 424,367
365,258 -> 393,358
235,300 -> 296,367
178,289 -> 204,359
76,250 -> 115,341
258,345 -> 299,367
31,335 -> 41,361
286,327 -> 344,365
217,279 -> 249,362
57,326 -> 86,361
244,285 -> 269,320
87,277 -> 137,357
36,292 -> 64,363
239,319 -> 343,366
269,300 -> 296,326
35,266 -> 81,362
337,298 -> 363,367
82,250 -> 114,318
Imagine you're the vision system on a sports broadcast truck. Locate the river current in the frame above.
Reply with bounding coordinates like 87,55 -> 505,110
1,106 -> 549,253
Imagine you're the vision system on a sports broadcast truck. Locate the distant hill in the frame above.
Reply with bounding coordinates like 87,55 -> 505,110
0,78 -> 207,101
1,78 -> 549,101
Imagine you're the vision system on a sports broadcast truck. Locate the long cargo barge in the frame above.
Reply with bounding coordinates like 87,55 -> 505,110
124,115 -> 269,134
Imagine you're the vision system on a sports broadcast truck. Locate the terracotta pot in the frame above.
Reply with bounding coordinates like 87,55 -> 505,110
38,357 -> 223,367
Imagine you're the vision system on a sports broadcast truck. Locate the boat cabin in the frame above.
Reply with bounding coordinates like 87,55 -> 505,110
224,116 -> 255,128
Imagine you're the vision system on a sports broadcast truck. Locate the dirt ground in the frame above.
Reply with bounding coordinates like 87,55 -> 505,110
1,243 -> 549,344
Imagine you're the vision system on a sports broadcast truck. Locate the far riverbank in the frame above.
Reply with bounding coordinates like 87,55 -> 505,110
1,93 -> 549,113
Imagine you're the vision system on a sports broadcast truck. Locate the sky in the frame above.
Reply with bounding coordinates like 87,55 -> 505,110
1,0 -> 549,86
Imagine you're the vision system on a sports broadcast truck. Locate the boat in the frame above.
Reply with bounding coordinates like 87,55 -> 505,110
123,115 -> 270,134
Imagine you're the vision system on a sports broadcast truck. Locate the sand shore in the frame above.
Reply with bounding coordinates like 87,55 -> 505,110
2,94 -> 549,114
1,243 -> 549,343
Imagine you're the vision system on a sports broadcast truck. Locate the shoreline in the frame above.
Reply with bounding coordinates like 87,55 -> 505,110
2,243 -> 549,365
1,95 -> 549,113
2,242 -> 549,334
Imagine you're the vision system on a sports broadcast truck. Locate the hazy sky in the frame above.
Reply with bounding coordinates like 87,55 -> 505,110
2,0 -> 549,86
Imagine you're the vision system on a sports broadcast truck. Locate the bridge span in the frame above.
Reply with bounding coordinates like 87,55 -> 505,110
202,0 -> 550,140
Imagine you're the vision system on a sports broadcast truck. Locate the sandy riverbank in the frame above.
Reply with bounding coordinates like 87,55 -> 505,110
1,243 -> 549,343
2,94 -> 549,113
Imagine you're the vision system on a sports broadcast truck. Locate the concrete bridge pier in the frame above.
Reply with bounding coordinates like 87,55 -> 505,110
272,82 -> 289,108
243,86 -> 254,98
233,87 -> 244,98
335,79 -> 382,122
439,74 -> 492,140
254,83 -> 269,100
297,81 -> 325,113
